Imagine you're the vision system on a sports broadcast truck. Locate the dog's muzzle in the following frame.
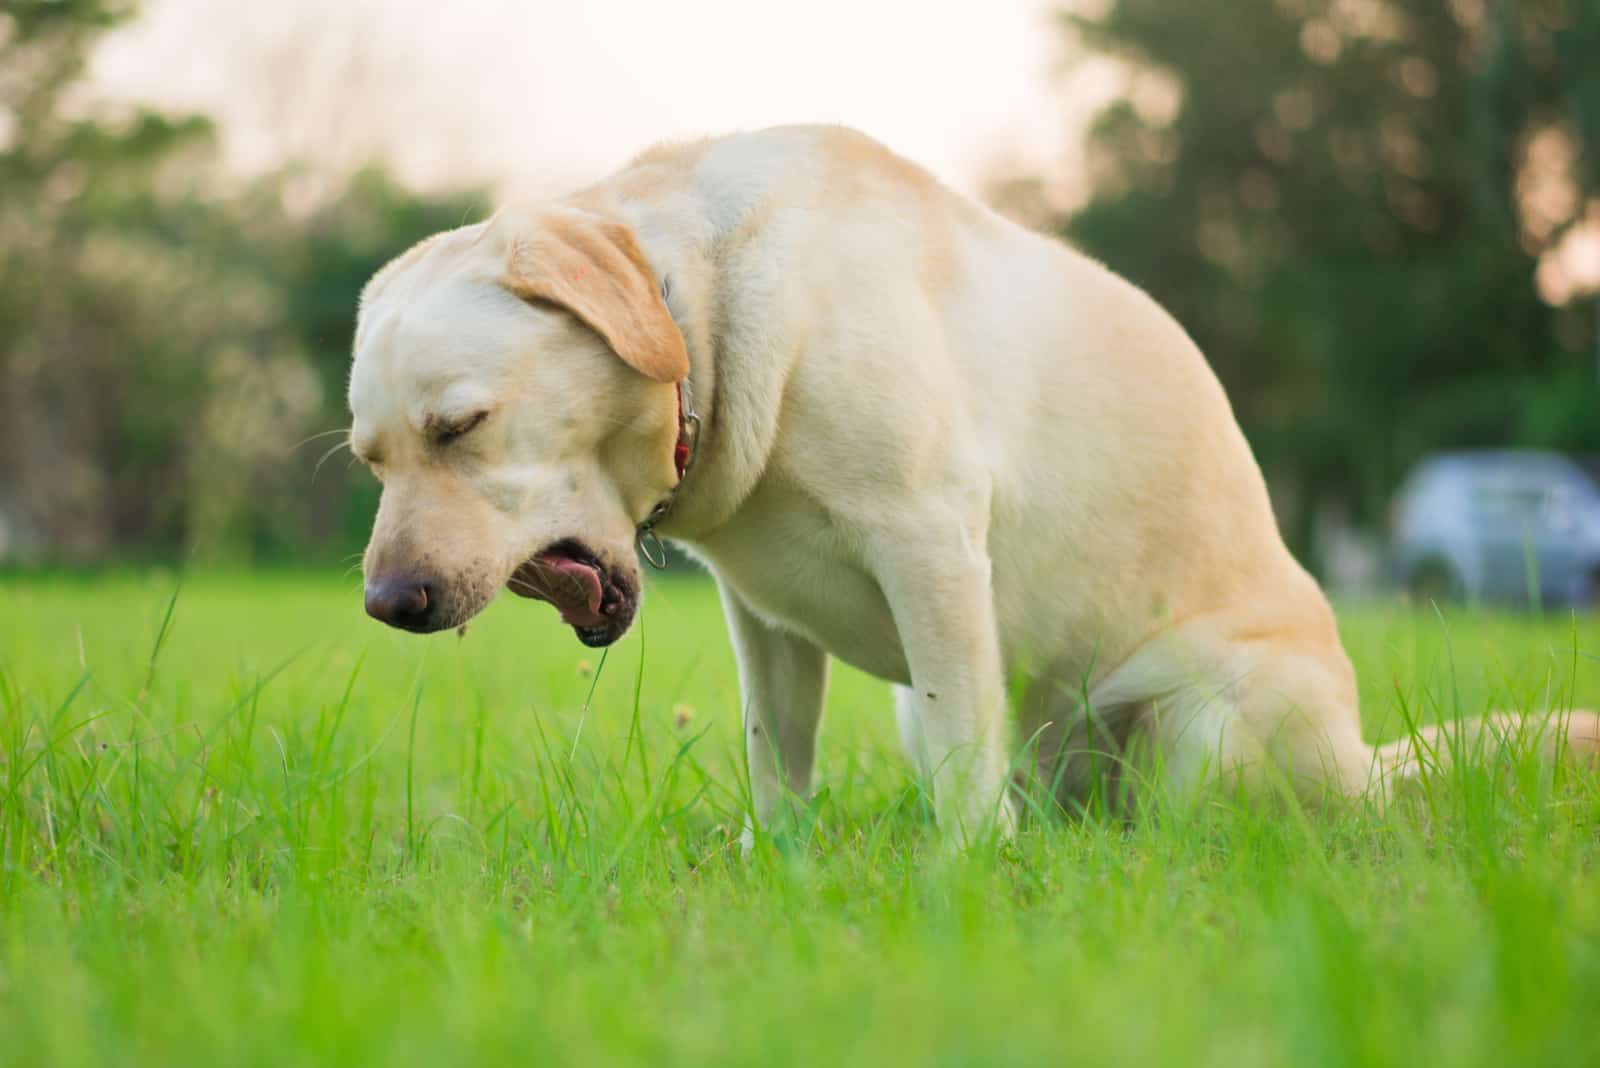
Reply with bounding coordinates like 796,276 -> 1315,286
507,539 -> 638,646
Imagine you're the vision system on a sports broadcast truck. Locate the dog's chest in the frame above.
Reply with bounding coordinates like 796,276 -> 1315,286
691,485 -> 910,684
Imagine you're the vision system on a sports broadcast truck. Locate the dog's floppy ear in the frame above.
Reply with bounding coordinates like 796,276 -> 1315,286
501,210 -> 689,384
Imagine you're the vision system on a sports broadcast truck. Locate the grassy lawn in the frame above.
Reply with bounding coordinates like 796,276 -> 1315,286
3,570 -> 1599,1067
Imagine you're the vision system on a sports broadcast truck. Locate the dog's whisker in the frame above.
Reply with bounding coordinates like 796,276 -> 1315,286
312,439 -> 353,483
506,576 -> 547,597
290,426 -> 354,453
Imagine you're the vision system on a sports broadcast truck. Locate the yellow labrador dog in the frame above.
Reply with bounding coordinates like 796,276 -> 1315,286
350,125 -> 1597,840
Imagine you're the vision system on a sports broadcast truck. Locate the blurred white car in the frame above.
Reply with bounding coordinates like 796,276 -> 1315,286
1390,450 -> 1600,607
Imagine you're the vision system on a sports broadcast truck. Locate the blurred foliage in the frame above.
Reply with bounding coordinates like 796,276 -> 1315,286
1047,0 -> 1600,555
0,1 -> 486,563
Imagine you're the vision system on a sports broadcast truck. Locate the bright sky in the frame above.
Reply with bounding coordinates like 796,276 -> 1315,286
90,0 -> 1116,202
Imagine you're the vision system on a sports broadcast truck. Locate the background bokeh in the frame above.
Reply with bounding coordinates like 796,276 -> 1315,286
3,0 -> 1598,573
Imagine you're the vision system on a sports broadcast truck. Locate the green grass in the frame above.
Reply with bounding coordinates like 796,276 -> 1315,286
3,570 -> 1599,1067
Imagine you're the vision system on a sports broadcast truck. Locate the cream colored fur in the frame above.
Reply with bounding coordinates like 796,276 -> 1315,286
349,125 -> 1599,843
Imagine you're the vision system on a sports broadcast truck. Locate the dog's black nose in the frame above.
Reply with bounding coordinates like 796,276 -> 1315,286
364,576 -> 434,631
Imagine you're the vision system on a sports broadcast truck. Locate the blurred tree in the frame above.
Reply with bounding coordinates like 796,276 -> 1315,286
1043,0 -> 1600,559
0,1 -> 484,563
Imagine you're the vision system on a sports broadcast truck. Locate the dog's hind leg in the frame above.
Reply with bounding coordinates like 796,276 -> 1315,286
1088,630 -> 1376,809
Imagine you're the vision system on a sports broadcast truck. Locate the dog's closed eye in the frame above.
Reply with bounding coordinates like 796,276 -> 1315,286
434,410 -> 489,446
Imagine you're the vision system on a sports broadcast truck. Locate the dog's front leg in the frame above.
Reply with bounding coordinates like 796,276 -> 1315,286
871,528 -> 1014,845
718,581 -> 829,849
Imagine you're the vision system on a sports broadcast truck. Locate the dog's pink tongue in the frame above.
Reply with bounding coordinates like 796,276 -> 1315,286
509,551 -> 605,628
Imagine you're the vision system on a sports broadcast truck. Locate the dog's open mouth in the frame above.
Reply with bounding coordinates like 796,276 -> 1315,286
507,539 -> 637,646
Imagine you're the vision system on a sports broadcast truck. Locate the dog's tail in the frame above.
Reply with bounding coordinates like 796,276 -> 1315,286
1372,709 -> 1600,783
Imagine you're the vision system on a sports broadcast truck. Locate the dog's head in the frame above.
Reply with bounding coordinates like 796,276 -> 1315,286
347,207 -> 688,646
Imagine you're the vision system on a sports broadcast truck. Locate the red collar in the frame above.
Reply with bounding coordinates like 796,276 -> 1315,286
672,379 -> 693,481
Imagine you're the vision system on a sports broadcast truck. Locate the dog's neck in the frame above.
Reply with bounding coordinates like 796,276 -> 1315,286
575,189 -> 769,544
